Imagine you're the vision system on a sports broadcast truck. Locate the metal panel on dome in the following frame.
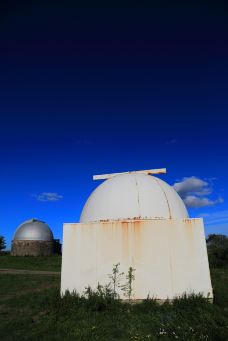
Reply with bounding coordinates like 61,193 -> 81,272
13,219 -> 53,241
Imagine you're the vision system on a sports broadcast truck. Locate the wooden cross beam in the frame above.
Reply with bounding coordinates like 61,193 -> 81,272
93,168 -> 166,180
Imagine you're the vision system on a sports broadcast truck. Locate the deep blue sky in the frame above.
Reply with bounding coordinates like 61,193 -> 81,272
1,2 -> 228,248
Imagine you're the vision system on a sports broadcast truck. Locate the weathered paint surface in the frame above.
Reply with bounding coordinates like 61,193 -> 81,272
80,174 -> 188,223
61,219 -> 213,300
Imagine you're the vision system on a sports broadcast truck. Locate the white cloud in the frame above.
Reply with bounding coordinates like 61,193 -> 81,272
32,192 -> 63,202
173,177 -> 211,197
183,195 -> 223,208
173,176 -> 223,208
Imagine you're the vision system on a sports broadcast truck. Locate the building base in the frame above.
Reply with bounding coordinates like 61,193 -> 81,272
61,219 -> 213,300
11,240 -> 53,256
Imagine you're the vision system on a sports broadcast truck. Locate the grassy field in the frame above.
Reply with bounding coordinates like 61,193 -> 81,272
0,254 -> 61,271
0,257 -> 227,340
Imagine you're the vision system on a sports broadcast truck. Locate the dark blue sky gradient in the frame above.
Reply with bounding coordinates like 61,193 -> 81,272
1,2 -> 228,248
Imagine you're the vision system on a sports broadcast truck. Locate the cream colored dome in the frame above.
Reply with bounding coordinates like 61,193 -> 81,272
80,173 -> 188,223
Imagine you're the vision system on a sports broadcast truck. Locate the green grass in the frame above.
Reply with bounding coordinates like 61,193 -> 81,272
210,268 -> 228,309
0,263 -> 227,340
0,254 -> 61,271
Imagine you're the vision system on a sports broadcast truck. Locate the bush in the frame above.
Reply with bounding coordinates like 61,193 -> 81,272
0,235 -> 6,253
207,234 -> 228,267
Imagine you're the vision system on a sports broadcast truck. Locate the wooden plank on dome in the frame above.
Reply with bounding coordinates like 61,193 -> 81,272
93,168 -> 166,180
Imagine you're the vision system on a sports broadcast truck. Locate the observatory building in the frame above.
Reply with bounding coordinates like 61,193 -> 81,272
61,169 -> 213,301
11,219 -> 54,256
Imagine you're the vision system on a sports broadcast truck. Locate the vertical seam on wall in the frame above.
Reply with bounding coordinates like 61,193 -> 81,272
168,222 -> 174,297
154,178 -> 172,219
134,174 -> 141,218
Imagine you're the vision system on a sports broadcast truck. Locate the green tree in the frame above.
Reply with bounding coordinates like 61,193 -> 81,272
108,263 -> 124,299
207,234 -> 228,267
121,266 -> 136,302
0,235 -> 6,253
53,239 -> 62,254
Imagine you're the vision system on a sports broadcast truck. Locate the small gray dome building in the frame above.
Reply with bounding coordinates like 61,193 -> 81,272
11,219 -> 54,256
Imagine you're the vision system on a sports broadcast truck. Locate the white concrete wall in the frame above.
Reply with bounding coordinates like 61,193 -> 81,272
61,219 -> 213,300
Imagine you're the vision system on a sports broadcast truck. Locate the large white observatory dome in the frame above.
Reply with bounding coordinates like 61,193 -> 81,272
13,219 -> 53,241
80,173 -> 188,223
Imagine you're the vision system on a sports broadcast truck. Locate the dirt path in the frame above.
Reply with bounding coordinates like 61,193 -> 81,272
0,268 -> 60,275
